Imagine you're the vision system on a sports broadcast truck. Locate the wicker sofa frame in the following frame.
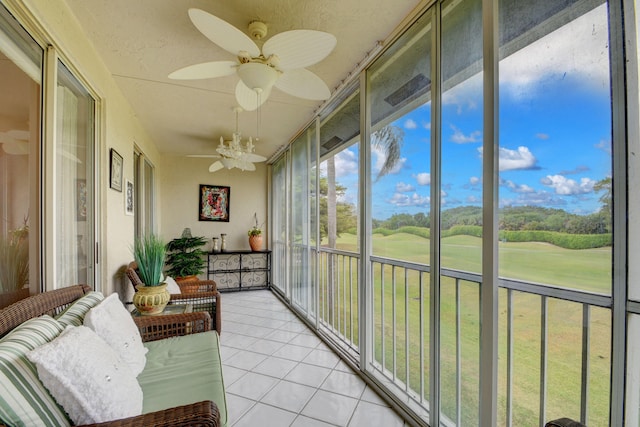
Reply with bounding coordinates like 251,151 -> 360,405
126,261 -> 222,334
0,285 -> 220,427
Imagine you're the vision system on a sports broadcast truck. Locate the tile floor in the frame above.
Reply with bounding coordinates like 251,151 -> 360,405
220,290 -> 409,427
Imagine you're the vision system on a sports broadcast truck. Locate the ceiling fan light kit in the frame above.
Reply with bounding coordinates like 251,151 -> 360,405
237,62 -> 279,92
169,8 -> 337,110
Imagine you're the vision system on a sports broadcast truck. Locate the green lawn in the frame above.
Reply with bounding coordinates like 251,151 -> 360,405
322,232 -> 611,426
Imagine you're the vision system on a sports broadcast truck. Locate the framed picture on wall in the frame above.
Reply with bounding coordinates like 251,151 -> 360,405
125,179 -> 134,216
199,184 -> 230,222
110,148 -> 123,192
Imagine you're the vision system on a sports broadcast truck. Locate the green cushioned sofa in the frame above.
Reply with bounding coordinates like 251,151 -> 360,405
0,285 -> 227,427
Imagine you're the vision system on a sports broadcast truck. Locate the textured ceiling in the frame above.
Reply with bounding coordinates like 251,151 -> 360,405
63,0 -> 423,160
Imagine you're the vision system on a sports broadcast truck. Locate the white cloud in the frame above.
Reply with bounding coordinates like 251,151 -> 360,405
594,139 -> 611,154
500,5 -> 610,98
540,174 -> 596,195
536,133 -> 550,140
441,74 -> 483,114
404,119 -> 418,130
466,195 -> 481,203
413,172 -> 431,186
479,146 -> 538,171
334,149 -> 359,177
450,124 -> 481,144
501,178 -> 535,193
559,165 -> 590,175
371,144 -> 406,176
500,191 -> 568,208
469,176 -> 480,186
396,182 -> 415,192
389,192 -> 430,207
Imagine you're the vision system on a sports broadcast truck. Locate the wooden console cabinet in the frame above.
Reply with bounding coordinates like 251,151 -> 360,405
207,250 -> 271,291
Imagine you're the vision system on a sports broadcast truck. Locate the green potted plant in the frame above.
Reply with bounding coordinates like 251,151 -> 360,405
132,233 -> 169,315
165,228 -> 207,282
248,213 -> 263,251
0,225 -> 30,308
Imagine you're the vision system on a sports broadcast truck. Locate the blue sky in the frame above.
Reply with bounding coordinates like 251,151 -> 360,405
325,4 -> 612,221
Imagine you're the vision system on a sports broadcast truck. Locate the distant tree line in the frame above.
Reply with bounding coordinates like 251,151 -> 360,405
373,205 -> 611,235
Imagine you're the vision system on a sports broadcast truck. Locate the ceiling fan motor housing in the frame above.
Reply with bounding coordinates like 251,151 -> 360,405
248,21 -> 267,40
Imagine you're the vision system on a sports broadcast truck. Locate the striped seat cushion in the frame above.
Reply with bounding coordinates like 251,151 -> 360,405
56,291 -> 104,327
0,315 -> 71,427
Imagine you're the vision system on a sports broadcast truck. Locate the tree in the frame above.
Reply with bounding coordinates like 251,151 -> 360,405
324,125 -> 404,320
371,125 -> 404,181
593,177 -> 612,232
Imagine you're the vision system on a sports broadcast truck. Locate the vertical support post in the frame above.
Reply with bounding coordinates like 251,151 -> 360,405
359,71 -> 373,370
43,45 -> 57,291
580,304 -> 590,424
608,1 -> 630,425
429,5 -> 443,426
480,0 -> 499,425
539,297 -> 548,426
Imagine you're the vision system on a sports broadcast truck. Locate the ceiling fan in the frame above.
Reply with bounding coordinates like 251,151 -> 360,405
0,129 -> 82,162
169,8 -> 337,111
187,107 -> 267,173
0,130 -> 29,155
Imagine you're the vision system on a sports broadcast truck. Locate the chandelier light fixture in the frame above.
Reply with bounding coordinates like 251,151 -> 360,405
208,107 -> 266,172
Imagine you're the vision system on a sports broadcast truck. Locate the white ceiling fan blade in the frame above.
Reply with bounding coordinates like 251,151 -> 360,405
263,30 -> 336,70
208,161 -> 224,172
235,80 -> 271,111
1,141 -> 29,155
60,150 -> 82,163
241,153 -> 267,163
275,68 -> 331,100
238,160 -> 256,171
188,9 -> 260,58
6,130 -> 29,140
187,154 -> 221,158
169,61 -> 237,80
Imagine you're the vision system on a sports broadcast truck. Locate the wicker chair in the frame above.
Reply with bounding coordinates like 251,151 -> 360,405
126,262 -> 221,334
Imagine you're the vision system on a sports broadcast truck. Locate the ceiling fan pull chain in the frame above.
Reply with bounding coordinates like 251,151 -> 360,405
255,89 -> 262,141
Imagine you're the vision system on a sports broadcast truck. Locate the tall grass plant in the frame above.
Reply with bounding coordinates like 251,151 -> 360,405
133,234 -> 166,286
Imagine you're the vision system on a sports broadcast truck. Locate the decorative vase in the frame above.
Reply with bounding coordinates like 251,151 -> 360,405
132,283 -> 170,315
220,233 -> 227,251
249,235 -> 263,251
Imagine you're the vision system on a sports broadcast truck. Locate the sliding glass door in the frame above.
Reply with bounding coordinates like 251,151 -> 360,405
54,61 -> 95,288
0,4 -> 42,305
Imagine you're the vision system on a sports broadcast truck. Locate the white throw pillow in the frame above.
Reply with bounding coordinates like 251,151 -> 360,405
164,275 -> 182,294
84,293 -> 148,376
27,326 -> 143,425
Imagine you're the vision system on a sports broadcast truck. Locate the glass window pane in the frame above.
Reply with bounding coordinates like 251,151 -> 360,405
55,61 -> 94,287
498,1 -> 612,425
367,7 -> 432,417
440,0 -> 483,424
271,155 -> 287,294
498,1 -> 612,294
318,87 -> 360,354
0,4 -> 42,306
291,127 -> 311,313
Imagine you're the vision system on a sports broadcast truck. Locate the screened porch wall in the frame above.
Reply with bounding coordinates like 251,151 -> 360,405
270,0 -> 636,426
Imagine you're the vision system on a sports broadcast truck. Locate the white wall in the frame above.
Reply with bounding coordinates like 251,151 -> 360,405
159,155 -> 268,279
8,0 -> 162,296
